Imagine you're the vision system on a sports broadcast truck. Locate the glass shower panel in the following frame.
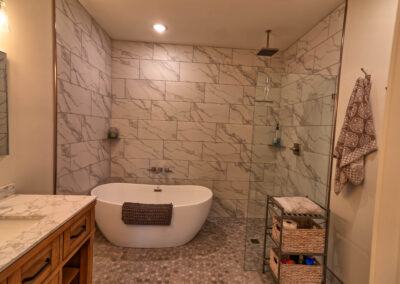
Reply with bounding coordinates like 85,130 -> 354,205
244,70 -> 337,271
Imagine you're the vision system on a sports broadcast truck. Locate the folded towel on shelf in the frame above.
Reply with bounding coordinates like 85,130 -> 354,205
274,197 -> 323,215
122,202 -> 173,225
333,77 -> 378,194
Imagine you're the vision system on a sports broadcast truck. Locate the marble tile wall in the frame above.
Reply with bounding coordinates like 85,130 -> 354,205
109,40 -> 284,217
0,53 -> 7,155
276,2 -> 345,206
55,0 -> 112,195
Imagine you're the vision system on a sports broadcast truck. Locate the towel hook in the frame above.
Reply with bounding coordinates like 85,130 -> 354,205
361,68 -> 371,80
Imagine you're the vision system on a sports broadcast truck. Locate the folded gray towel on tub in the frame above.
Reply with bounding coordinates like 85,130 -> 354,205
122,202 -> 173,225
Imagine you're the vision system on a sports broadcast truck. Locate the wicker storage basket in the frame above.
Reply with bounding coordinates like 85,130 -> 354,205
272,217 -> 325,254
269,248 -> 322,284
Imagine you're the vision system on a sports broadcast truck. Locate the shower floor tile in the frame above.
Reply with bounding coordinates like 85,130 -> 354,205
93,217 -> 273,284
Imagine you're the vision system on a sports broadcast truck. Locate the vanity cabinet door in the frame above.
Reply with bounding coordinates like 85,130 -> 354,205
20,238 -> 59,284
63,212 -> 91,259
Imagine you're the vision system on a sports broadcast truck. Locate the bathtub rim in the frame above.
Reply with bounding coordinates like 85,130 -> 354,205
91,183 -> 213,208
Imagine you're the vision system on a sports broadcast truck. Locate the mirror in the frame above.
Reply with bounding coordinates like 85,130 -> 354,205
0,51 -> 8,155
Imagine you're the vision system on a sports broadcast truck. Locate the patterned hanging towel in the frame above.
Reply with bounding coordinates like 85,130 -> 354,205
333,77 -> 378,194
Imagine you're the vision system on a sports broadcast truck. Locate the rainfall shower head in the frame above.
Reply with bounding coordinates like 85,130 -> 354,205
257,30 -> 279,57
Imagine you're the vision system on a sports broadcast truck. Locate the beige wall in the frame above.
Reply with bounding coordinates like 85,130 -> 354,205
0,0 -> 55,194
369,2 -> 400,282
328,0 -> 398,283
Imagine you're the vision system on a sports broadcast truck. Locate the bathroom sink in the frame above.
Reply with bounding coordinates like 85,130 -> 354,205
0,216 -> 44,244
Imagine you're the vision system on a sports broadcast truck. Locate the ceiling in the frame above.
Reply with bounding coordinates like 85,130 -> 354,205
79,0 -> 344,50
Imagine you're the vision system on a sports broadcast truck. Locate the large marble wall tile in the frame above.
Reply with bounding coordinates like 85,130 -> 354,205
216,124 -> 253,144
315,63 -> 340,76
193,46 -> 232,64
232,49 -> 269,67
89,159 -> 110,187
250,163 -> 264,182
166,81 -> 205,102
110,119 -> 138,138
112,99 -> 151,119
202,142 -> 241,162
240,144 -> 252,163
152,101 -> 191,121
314,32 -> 342,73
140,60 -> 180,81
149,160 -> 189,179
301,74 -> 337,101
164,141 -> 202,160
112,58 -> 139,79
138,120 -> 177,140
99,71 -> 112,96
204,84 -> 243,104
280,80 -> 302,105
82,116 -> 109,140
154,44 -> 193,62
57,80 -> 91,115
91,20 -> 112,55
297,17 -> 329,57
229,104 -> 254,125
110,140 -> 124,158
321,96 -> 335,125
278,104 -> 293,126
191,103 -> 230,123
210,198 -> 236,217
286,170 -> 327,204
71,54 -> 99,92
253,104 -> 268,125
56,0 -> 92,34
296,151 -> 330,184
56,9 -> 82,57
57,144 -> 71,177
219,65 -> 257,86
177,122 -> 216,142
112,41 -> 153,59
124,139 -> 163,159
126,79 -> 165,100
291,50 -> 315,74
111,79 -> 125,98
282,42 -> 297,66
91,93 -> 111,118
329,3 -> 346,36
227,162 -> 251,181
243,86 -> 255,106
252,126 -> 274,145
57,167 -> 91,195
57,113 -> 82,144
111,158 -> 150,178
296,126 -> 332,156
292,99 -> 324,126
276,148 -> 296,172
180,62 -> 219,83
213,181 -> 249,199
188,161 -> 227,180
251,145 -> 276,163
71,141 -> 107,170
57,44 -> 71,81
82,33 -> 106,73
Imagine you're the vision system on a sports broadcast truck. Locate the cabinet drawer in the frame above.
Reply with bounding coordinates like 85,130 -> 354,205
63,212 -> 91,259
20,239 -> 59,284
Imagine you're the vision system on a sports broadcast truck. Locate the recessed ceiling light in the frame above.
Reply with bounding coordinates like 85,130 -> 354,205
153,24 -> 166,33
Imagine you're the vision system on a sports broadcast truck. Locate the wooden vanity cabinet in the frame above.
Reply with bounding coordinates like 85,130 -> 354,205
0,201 -> 96,284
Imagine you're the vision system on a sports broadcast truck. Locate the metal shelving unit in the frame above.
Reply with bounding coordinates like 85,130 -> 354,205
262,196 -> 330,283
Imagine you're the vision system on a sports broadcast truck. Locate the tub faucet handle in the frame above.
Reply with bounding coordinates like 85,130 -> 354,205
149,167 -> 157,172
164,168 -> 173,173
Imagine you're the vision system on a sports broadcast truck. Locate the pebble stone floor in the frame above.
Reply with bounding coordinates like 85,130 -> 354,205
93,217 -> 274,284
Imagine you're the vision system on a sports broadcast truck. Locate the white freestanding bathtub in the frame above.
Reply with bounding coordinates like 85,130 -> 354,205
91,183 -> 213,248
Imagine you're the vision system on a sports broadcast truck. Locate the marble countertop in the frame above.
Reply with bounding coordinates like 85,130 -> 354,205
0,188 -> 96,273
